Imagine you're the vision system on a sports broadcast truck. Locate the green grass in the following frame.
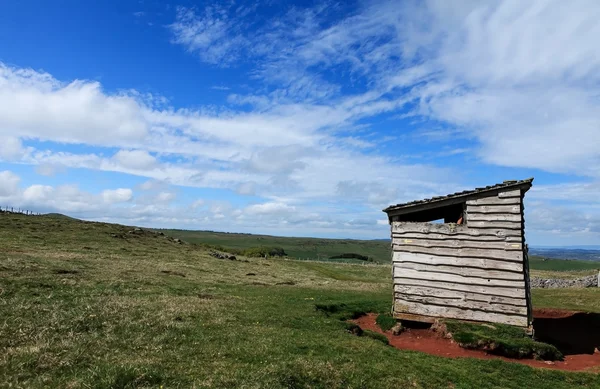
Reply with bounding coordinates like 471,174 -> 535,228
529,255 -> 600,272
157,228 -> 393,263
1,213 -> 600,388
376,313 -> 397,332
445,321 -> 563,361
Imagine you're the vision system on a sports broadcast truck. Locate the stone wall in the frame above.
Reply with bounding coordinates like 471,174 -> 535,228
531,273 -> 599,289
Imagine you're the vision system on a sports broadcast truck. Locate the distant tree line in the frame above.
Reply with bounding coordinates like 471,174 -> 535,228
195,242 -> 288,258
329,253 -> 374,262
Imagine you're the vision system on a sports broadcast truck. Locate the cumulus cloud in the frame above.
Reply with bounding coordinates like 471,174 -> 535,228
0,170 -> 20,196
0,64 -> 147,145
101,188 -> 133,204
0,136 -> 25,161
245,202 -> 296,216
113,149 -> 157,170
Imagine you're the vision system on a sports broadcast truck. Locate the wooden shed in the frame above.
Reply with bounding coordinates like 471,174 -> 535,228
383,179 -> 534,328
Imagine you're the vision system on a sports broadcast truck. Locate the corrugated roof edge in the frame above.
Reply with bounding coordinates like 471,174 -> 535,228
382,178 -> 534,213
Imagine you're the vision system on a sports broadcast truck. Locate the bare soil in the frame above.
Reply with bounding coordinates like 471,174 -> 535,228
351,310 -> 600,372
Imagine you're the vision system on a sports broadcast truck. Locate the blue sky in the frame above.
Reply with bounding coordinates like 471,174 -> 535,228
1,0 -> 599,245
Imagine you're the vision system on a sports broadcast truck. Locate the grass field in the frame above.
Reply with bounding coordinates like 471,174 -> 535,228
160,229 -> 392,263
1,213 -> 600,388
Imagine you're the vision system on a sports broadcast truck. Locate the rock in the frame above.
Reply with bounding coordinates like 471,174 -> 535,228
391,322 -> 404,336
173,238 -> 182,244
227,255 -> 236,260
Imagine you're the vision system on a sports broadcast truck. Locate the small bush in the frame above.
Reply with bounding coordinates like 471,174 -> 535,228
329,253 -> 371,261
446,321 -> 563,361
375,313 -> 397,332
242,246 -> 287,258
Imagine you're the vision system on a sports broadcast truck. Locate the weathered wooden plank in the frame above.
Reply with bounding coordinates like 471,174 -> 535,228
467,204 -> 521,214
391,232 -> 522,242
395,293 -> 528,315
393,299 -> 528,327
467,214 -> 522,222
393,268 -> 525,288
392,222 -> 468,234
392,252 -> 523,272
466,197 -> 521,206
392,245 -> 523,261
498,190 -> 522,198
395,277 -> 526,298
391,222 -> 522,237
395,262 -> 523,281
394,285 -> 526,306
392,238 -> 523,251
467,221 -> 522,229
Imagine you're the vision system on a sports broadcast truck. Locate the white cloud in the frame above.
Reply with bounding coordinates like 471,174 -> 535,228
0,64 -> 147,145
101,188 -> 133,204
169,5 -> 249,65
113,149 -> 157,170
156,191 -> 176,203
0,170 -> 20,196
236,182 -> 256,196
0,136 -> 25,161
35,163 -> 65,177
191,199 -> 205,209
245,202 -> 296,216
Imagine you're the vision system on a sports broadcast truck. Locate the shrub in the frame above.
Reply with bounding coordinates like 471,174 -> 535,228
242,246 -> 287,258
375,313 -> 397,332
328,253 -> 371,261
446,321 -> 563,361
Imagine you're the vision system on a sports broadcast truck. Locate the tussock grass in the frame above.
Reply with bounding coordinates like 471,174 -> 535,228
375,313 -> 397,332
446,321 -> 563,361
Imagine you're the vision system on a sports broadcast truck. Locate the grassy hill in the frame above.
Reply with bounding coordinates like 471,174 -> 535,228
161,228 -> 600,272
159,229 -> 393,263
1,213 -> 600,388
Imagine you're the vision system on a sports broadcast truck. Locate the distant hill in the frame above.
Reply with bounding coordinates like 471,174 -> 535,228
157,229 -> 393,263
529,247 -> 600,262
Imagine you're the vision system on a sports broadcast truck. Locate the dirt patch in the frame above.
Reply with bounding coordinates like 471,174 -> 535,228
350,312 -> 600,372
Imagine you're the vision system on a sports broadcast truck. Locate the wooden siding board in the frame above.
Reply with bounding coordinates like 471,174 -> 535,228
392,245 -> 524,261
391,232 -> 522,242
393,285 -> 526,306
394,263 -> 523,281
393,267 -> 525,288
394,299 -> 528,327
392,238 -> 523,251
466,197 -> 522,206
394,293 -> 528,315
467,214 -> 522,222
392,222 -> 522,237
392,252 -> 523,272
467,205 -> 521,214
394,277 -> 526,299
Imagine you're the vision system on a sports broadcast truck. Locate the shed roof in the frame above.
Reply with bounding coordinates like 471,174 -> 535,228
383,178 -> 534,216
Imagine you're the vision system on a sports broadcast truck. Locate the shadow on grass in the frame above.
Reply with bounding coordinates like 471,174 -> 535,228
534,312 -> 600,355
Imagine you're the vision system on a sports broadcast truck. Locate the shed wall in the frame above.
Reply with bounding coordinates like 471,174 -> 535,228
391,190 -> 530,327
